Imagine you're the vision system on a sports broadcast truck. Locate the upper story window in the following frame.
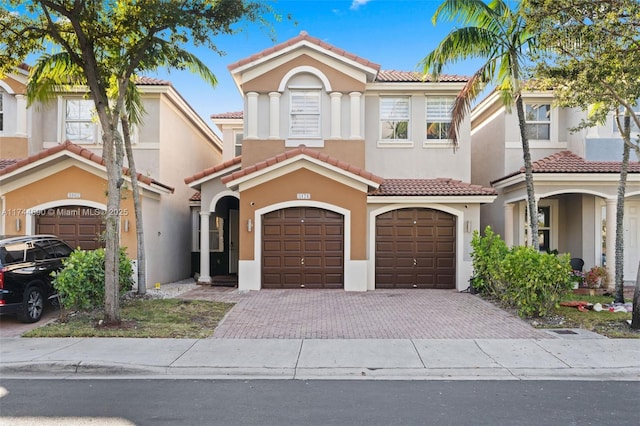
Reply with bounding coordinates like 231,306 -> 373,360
525,103 -> 551,140
290,90 -> 320,138
426,96 -> 454,140
64,98 -> 97,143
380,97 -> 410,140
234,131 -> 243,156
0,90 -> 4,132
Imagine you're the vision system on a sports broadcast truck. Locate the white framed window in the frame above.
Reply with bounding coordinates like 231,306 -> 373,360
290,90 -> 320,138
426,96 -> 454,140
64,98 -> 98,143
198,214 -> 224,253
380,97 -> 410,140
234,131 -> 243,156
525,103 -> 551,140
0,90 -> 4,133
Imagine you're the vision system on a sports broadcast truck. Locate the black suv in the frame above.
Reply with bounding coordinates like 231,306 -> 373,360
0,235 -> 73,323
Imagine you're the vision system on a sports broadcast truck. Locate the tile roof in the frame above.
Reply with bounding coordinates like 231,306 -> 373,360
369,178 -> 497,196
221,145 -> 385,185
375,70 -> 469,83
190,191 -> 201,202
0,159 -> 19,170
135,76 -> 171,86
528,150 -> 640,173
210,111 -> 243,119
0,141 -> 174,192
228,31 -> 381,72
184,156 -> 242,184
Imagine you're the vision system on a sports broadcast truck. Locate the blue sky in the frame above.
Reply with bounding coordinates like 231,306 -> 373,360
149,0 -> 482,132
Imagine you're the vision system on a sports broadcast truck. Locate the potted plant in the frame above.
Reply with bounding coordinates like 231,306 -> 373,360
569,270 -> 584,289
585,266 -> 607,294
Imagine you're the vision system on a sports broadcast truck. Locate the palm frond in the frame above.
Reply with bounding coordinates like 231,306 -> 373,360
448,63 -> 492,145
26,52 -> 86,106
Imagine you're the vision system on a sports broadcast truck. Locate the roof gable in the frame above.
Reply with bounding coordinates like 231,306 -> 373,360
0,141 -> 174,194
221,145 -> 383,192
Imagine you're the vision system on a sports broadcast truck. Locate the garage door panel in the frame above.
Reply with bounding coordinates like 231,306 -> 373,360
375,208 -> 455,289
262,207 -> 343,289
36,206 -> 105,251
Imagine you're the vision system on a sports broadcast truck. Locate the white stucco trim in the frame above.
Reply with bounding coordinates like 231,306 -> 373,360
25,199 -> 107,235
208,190 -> 240,213
278,66 -> 332,92
367,203 -> 466,291
0,80 -> 16,94
237,200 -> 361,291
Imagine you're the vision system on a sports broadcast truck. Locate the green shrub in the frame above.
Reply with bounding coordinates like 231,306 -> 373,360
470,226 -> 509,296
500,246 -> 573,317
52,248 -> 134,311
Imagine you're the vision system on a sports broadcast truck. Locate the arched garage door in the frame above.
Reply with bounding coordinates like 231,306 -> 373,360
376,208 -> 455,289
262,207 -> 344,289
36,205 -> 106,250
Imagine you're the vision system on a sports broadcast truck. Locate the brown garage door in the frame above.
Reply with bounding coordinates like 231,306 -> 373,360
376,208 -> 455,289
36,205 -> 106,250
262,207 -> 343,289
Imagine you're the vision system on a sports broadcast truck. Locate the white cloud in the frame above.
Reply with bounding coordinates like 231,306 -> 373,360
350,0 -> 373,11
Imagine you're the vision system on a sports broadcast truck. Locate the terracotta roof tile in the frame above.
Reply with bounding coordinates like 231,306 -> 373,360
228,31 -> 381,72
0,141 -> 174,192
190,191 -> 201,202
375,70 -> 469,83
369,178 -> 497,197
184,156 -> 242,184
221,145 -> 384,185
529,150 -> 640,173
135,76 -> 171,85
0,159 -> 19,170
210,111 -> 243,119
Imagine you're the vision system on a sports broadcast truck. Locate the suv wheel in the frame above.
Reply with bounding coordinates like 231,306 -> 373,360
17,286 -> 45,323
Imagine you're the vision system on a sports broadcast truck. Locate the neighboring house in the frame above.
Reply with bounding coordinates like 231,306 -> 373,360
0,67 -> 223,285
471,90 -> 640,286
186,31 -> 496,291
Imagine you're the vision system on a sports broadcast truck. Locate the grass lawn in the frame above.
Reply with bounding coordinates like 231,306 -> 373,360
24,298 -> 234,338
529,293 -> 639,339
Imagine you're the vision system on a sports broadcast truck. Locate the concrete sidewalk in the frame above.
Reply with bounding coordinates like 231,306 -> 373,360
1,337 -> 638,381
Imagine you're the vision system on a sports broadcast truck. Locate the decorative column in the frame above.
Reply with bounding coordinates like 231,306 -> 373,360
268,92 -> 281,139
504,203 -> 515,247
15,94 -> 27,136
330,92 -> 342,139
349,92 -> 361,139
246,92 -> 259,139
198,211 -> 212,284
605,198 -> 616,290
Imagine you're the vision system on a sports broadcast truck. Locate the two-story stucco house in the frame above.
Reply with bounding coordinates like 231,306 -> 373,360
0,65 -> 223,285
186,32 -> 496,292
471,90 -> 640,287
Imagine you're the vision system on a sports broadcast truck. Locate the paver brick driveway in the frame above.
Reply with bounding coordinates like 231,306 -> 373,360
180,287 -> 551,339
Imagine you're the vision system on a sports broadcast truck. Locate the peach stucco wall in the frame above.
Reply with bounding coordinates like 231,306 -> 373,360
0,137 -> 28,158
241,139 -> 365,170
241,54 -> 366,93
3,165 -> 137,256
238,167 -> 367,261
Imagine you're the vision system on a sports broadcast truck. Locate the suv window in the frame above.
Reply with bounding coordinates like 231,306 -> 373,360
26,245 -> 49,262
1,242 -> 27,265
47,240 -> 74,258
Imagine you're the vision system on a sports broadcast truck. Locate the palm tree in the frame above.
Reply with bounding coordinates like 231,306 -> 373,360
420,0 -> 541,249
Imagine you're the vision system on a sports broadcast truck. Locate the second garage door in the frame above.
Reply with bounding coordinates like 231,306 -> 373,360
376,208 -> 456,289
36,205 -> 106,250
262,207 -> 344,289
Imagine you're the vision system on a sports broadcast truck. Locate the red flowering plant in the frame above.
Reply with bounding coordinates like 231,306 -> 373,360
585,266 -> 607,288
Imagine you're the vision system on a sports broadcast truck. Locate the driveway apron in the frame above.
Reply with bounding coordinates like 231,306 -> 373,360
180,288 -> 550,339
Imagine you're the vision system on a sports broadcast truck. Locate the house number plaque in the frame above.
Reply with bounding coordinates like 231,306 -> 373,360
296,193 -> 311,200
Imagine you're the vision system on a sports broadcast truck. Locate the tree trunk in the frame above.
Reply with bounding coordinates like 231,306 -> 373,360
614,141 -> 630,303
101,122 -> 123,325
121,115 -> 146,295
514,95 -> 539,250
